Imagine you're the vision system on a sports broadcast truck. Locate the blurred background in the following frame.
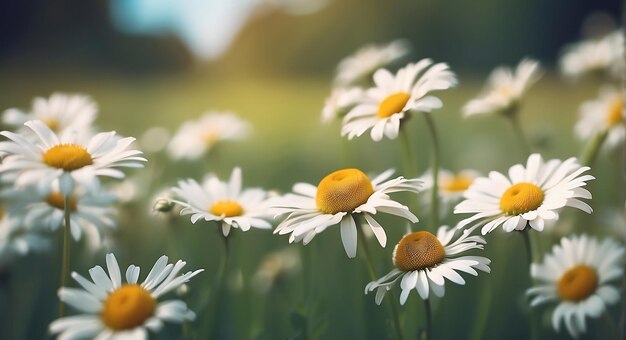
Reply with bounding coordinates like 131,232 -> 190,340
0,0 -> 623,339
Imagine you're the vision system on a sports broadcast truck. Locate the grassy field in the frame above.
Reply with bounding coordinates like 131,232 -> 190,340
0,67 -> 623,339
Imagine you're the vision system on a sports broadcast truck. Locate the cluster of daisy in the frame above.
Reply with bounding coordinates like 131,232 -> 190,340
0,94 -> 211,338
1,17 -> 623,340
311,30 -> 622,339
163,33 -> 620,339
0,94 -> 146,254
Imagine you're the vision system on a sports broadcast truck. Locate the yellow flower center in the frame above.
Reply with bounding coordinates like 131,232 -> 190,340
607,97 -> 624,127
493,86 -> 513,98
315,168 -> 374,214
101,284 -> 156,331
45,192 -> 78,212
557,265 -> 598,302
202,131 -> 219,145
210,200 -> 244,217
42,117 -> 59,132
377,92 -> 410,119
442,175 -> 473,192
393,231 -> 445,271
499,182 -> 544,216
42,144 -> 93,171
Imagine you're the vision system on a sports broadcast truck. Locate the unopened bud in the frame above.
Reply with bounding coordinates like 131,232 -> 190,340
153,198 -> 175,213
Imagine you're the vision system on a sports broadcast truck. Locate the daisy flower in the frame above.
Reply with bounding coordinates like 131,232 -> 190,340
575,86 -> 624,149
335,39 -> 410,86
2,93 -> 97,135
559,30 -> 624,79
365,225 -> 491,305
169,167 -> 271,237
419,168 -> 480,216
341,59 -> 457,141
527,235 -> 624,338
0,120 -> 146,195
463,59 -> 541,117
252,247 -> 301,294
271,168 -> 421,258
2,182 -> 117,242
454,153 -> 594,235
0,209 -> 49,267
50,253 -> 203,339
321,87 -> 365,123
167,111 -> 250,160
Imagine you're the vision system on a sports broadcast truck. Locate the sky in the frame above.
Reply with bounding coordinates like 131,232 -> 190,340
109,0 -> 329,60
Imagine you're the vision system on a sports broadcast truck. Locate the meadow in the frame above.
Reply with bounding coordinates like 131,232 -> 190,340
0,55 -> 623,340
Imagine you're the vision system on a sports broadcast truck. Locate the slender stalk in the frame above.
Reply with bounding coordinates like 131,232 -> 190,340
399,126 -> 418,178
423,113 -> 441,228
521,230 -> 540,340
508,114 -> 532,157
420,298 -> 432,340
605,310 -> 620,340
58,195 -> 72,317
356,225 -> 404,340
211,233 -> 229,318
579,130 -> 608,166
0,270 -> 12,340
341,136 -> 357,167
399,125 -> 420,218
521,230 -> 534,265
196,229 -> 229,338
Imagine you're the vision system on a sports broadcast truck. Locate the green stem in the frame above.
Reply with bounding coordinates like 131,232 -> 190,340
508,114 -> 532,157
423,113 -> 441,228
604,310 -> 620,339
0,270 -> 12,340
196,230 -> 229,339
521,230 -> 540,340
341,135 -> 357,167
59,195 -> 71,317
399,125 -> 418,178
419,298 -> 433,340
579,130 -> 608,166
356,225 -> 404,340
469,276 -> 493,340
521,230 -> 534,265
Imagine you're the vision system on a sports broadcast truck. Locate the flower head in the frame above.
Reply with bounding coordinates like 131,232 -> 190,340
335,39 -> 410,86
2,182 -> 117,243
271,168 -> 421,258
341,59 -> 457,141
455,153 -> 594,234
3,93 -> 97,137
252,247 -> 301,294
527,235 -> 624,338
559,30 -> 624,79
365,226 -> 490,305
0,208 -> 49,267
419,168 -> 480,217
50,253 -> 203,339
463,59 -> 541,117
575,86 -> 624,149
321,87 -> 365,123
167,112 -> 249,160
0,120 -> 146,195
169,167 -> 271,237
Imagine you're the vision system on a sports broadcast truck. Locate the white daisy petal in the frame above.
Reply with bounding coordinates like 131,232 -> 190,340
340,215 -> 358,258
367,225 -> 489,304
455,153 -> 593,234
528,235 -> 624,338
273,168 -> 420,257
168,167 -> 271,236
50,254 -> 203,339
341,58 -> 456,141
